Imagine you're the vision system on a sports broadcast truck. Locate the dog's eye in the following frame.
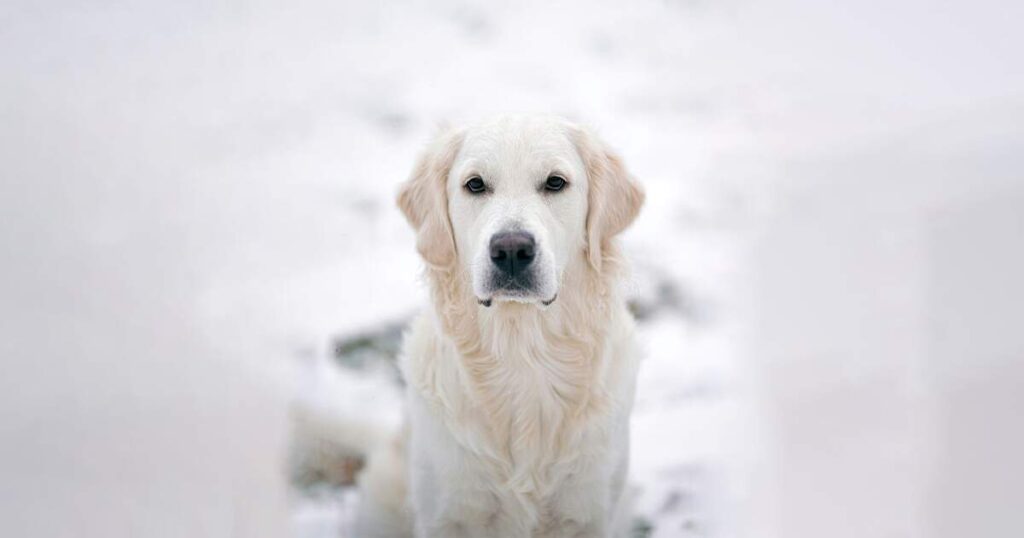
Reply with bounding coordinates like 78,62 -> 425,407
544,175 -> 567,192
464,176 -> 486,194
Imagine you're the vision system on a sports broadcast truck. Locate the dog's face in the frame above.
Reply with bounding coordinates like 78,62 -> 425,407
447,117 -> 587,306
399,114 -> 643,308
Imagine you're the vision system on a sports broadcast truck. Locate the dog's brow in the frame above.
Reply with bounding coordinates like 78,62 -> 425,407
452,161 -> 484,182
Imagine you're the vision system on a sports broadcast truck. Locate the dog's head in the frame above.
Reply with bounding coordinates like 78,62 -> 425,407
398,115 -> 643,308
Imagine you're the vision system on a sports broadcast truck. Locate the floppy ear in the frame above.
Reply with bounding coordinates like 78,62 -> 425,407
397,128 -> 464,269
574,127 -> 645,272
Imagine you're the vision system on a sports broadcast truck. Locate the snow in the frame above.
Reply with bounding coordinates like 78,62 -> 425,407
2,0 -> 1022,537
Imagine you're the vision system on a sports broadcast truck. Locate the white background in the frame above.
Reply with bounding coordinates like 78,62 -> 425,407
2,1 -> 1022,536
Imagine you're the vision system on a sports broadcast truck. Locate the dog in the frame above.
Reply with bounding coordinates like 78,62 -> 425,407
355,114 -> 644,538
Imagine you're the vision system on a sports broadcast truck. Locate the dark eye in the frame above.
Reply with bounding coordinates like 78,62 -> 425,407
464,176 -> 486,194
544,175 -> 567,192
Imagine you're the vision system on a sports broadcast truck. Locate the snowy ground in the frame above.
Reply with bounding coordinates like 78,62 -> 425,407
2,1 -> 1022,537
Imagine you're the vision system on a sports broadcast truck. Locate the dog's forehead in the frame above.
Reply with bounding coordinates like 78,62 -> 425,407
455,117 -> 581,175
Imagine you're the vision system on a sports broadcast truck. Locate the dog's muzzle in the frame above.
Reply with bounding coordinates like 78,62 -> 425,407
476,230 -> 556,307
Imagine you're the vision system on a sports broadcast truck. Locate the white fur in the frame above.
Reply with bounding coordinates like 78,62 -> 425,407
357,114 -> 644,538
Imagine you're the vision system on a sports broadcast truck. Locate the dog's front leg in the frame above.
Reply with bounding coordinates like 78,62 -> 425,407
536,437 -> 630,538
420,507 -> 532,538
408,404 -> 531,538
535,478 -> 614,538
412,462 -> 533,538
414,467 -> 533,538
414,476 -> 531,538
535,520 -> 608,538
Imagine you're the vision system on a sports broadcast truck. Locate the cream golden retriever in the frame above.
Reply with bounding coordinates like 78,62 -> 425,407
355,114 -> 644,538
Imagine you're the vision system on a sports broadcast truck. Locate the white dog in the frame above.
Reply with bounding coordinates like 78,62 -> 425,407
355,114 -> 644,538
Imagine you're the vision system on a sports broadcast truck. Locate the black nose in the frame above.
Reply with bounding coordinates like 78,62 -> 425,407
489,231 -> 536,277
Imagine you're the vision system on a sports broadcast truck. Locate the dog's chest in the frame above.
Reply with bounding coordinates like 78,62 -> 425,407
458,348 -> 607,493
459,388 -> 615,532
404,311 -> 619,494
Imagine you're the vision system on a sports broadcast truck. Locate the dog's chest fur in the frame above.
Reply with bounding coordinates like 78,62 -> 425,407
473,327 -> 605,492
402,300 -> 630,512
407,311 -> 608,488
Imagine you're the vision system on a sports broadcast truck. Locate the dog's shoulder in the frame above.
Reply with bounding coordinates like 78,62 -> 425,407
398,311 -> 448,393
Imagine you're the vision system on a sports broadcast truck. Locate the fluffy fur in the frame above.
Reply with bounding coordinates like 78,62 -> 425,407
356,114 -> 644,538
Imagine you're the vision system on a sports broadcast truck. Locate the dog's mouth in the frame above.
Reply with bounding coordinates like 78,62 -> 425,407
475,259 -> 557,308
477,291 -> 558,308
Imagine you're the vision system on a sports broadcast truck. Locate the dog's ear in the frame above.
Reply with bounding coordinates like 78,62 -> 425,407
573,126 -> 645,272
397,127 -> 464,268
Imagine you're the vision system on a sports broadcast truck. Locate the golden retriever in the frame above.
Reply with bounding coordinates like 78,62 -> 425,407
356,114 -> 644,537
